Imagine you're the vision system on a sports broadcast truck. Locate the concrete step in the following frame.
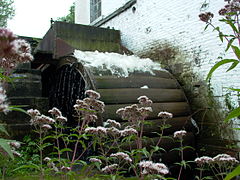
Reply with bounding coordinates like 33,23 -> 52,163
6,81 -> 42,97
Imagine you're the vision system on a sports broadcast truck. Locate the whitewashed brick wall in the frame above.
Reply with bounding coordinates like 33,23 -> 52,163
76,0 -> 240,143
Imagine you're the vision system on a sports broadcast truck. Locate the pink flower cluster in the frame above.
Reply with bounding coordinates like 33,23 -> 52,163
48,107 -> 67,124
74,90 -> 105,123
85,90 -> 101,99
115,96 -> 155,125
106,119 -> 121,128
195,154 -> 239,166
27,109 -> 55,131
173,130 -> 187,139
219,0 -> 240,16
199,12 -> 214,22
110,152 -> 132,163
106,127 -> 121,137
0,28 -> 33,70
120,127 -> 138,137
6,141 -> 21,157
85,126 -> 107,136
44,157 -> 59,172
137,95 -> 153,106
85,125 -> 138,137
89,157 -> 102,164
101,164 -> 118,173
0,86 -> 9,113
139,160 -> 169,175
158,111 -> 173,119
61,166 -> 71,172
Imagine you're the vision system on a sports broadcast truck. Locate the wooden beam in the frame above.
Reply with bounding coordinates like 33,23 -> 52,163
94,75 -> 177,89
99,88 -> 186,104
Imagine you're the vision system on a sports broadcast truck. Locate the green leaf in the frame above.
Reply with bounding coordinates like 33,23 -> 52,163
0,124 -> 9,136
182,146 -> 195,151
219,32 -> 223,42
204,24 -> 209,31
226,38 -> 235,51
227,19 -> 239,33
227,60 -> 239,71
13,163 -> 40,172
206,59 -> 239,80
228,88 -> 240,92
231,45 -> 240,60
224,165 -> 240,180
9,106 -> 27,113
60,148 -> 72,153
224,107 -> 240,123
0,138 -> 14,159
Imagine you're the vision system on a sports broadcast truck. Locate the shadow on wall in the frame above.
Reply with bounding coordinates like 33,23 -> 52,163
139,41 -> 238,157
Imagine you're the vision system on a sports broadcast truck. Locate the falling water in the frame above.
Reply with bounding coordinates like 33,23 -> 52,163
48,64 -> 85,125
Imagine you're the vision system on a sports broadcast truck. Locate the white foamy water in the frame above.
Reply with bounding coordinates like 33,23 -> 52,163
74,50 -> 166,77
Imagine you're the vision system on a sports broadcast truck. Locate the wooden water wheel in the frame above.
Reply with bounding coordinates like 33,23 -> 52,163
41,55 -> 196,165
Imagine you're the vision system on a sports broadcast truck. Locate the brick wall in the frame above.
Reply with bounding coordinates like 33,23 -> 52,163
76,0 -> 240,154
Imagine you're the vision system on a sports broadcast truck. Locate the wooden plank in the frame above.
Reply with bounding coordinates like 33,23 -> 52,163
103,102 -> 191,121
120,116 -> 193,136
99,88 -> 186,104
91,70 -> 173,79
94,75 -> 178,89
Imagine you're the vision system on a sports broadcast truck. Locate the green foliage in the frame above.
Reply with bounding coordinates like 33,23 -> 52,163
0,0 -> 15,27
224,107 -> 240,123
224,165 -> 240,180
206,59 -> 239,80
0,138 -> 14,159
57,3 -> 75,23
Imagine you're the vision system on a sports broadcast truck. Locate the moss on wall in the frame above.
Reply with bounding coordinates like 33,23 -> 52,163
139,41 -> 238,156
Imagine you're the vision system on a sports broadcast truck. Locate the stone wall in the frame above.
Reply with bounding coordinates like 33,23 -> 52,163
85,0 -> 240,155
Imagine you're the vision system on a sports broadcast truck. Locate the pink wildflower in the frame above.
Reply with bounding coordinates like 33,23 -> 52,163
31,115 -> 55,126
110,152 -> 132,162
106,119 -> 121,128
106,127 -> 121,137
27,109 -> 41,118
48,107 -> 62,117
85,126 -> 107,136
41,124 -> 52,130
174,130 -> 187,139
0,86 -> 9,113
101,164 -> 118,173
121,127 -> 138,136
137,95 -> 153,106
199,12 -> 214,22
89,158 -> 102,163
9,141 -> 21,149
195,156 -> 214,166
61,166 -> 71,172
44,157 -> 51,162
85,90 -> 101,99
139,160 -> 169,175
0,29 -> 33,70
12,150 -> 21,157
158,111 -> 173,119
56,116 -> 67,123
213,154 -> 239,164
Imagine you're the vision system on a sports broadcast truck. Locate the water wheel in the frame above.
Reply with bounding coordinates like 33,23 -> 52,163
41,55 -> 196,166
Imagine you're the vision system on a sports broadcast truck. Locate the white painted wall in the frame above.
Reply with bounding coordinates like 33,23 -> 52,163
75,0 -> 130,24
102,0 -> 130,17
75,0 -> 90,25
75,0 -> 240,144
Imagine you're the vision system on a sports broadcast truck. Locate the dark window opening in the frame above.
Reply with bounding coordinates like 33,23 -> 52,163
90,0 -> 101,22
